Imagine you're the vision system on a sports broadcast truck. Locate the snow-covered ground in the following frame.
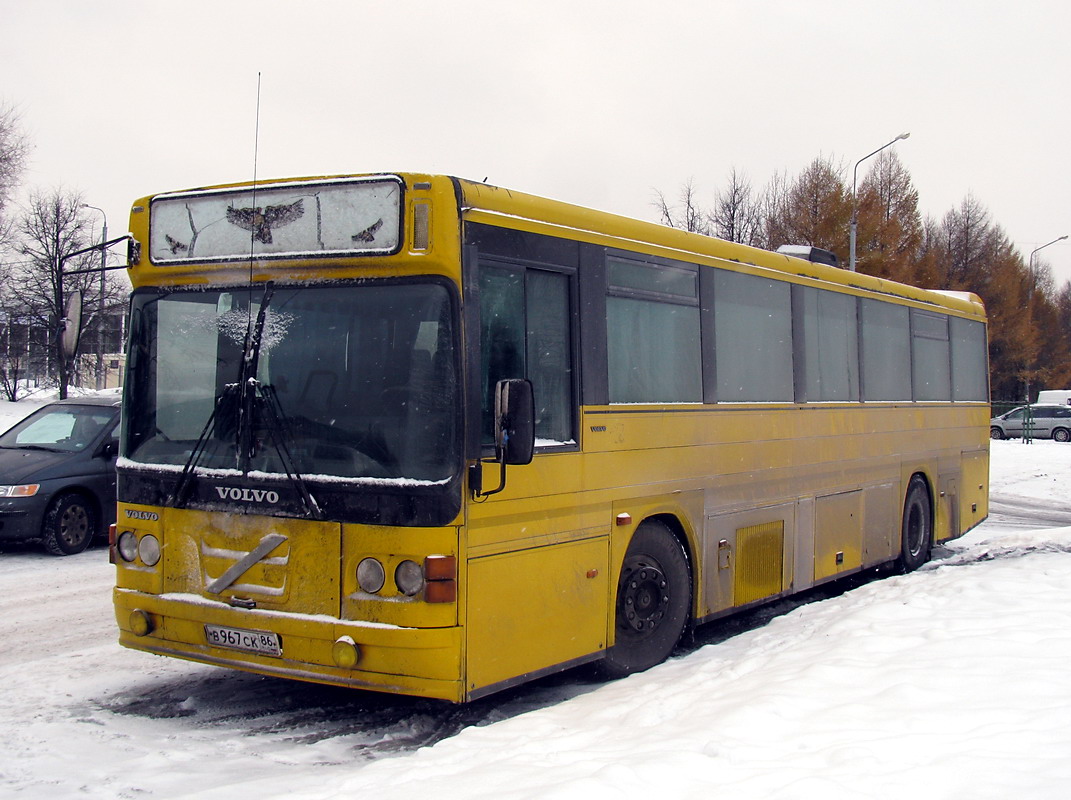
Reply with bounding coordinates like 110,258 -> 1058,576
2,396 -> 1070,799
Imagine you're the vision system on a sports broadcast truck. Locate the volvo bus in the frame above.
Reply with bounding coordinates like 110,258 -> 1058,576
113,173 -> 990,702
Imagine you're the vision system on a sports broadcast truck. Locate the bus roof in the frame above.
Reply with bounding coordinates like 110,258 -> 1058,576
453,176 -> 985,319
129,172 -> 985,319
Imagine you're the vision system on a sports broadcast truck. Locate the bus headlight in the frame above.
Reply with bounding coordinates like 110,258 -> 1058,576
357,558 -> 385,594
117,531 -> 138,562
139,534 -> 162,566
395,560 -> 424,596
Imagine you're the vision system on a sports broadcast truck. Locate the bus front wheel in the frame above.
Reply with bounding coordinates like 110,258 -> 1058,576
598,519 -> 690,680
897,475 -> 932,573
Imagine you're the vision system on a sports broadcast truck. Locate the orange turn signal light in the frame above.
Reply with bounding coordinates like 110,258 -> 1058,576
425,580 -> 457,604
424,555 -> 456,581
423,555 -> 456,603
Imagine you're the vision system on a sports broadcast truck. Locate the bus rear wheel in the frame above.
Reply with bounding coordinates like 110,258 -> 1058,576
897,475 -> 932,573
598,519 -> 690,680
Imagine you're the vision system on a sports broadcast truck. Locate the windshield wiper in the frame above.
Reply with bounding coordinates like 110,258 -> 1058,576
167,281 -> 322,519
166,382 -> 236,509
248,383 -> 322,518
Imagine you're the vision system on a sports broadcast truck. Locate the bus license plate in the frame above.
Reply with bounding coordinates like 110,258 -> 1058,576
204,625 -> 281,657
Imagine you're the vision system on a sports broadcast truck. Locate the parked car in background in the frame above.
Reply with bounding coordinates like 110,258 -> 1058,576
0,397 -> 120,555
1036,389 -> 1071,406
990,404 -> 1071,442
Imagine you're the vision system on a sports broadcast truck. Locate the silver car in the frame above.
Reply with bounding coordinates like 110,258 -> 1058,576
990,404 -> 1071,442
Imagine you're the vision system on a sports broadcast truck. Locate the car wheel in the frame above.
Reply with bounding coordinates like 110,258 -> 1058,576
1053,428 -> 1070,443
597,519 -> 691,680
42,493 -> 97,556
896,475 -> 932,573
990,427 -> 1005,440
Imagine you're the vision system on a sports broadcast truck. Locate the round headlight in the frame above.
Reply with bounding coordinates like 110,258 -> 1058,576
395,560 -> 424,596
138,534 -> 161,567
117,531 -> 138,562
356,557 -> 385,594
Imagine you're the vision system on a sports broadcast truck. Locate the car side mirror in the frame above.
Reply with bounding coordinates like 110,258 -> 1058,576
97,440 -> 119,460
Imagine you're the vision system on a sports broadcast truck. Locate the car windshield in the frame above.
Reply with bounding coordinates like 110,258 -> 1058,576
122,281 -> 460,484
0,405 -> 116,453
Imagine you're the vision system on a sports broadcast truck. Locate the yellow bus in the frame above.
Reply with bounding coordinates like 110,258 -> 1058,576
113,173 -> 989,702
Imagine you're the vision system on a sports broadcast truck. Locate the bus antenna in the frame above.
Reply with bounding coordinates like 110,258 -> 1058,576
248,71 -> 262,285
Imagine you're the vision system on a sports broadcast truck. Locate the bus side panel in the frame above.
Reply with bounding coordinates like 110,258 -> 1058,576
959,447 -> 989,537
703,502 -> 797,616
862,481 -> 900,565
465,536 -> 608,695
814,490 -> 863,582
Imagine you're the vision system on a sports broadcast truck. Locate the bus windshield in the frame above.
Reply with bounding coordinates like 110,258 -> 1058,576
123,281 -> 459,486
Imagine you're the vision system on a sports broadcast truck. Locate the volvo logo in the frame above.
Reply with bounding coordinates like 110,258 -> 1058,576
125,509 -> 160,521
214,486 -> 280,504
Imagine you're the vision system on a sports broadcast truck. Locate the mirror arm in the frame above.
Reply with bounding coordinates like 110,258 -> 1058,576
470,456 -> 508,498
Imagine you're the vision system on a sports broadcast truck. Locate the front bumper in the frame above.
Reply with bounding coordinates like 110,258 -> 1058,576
0,501 -> 46,541
114,588 -> 465,702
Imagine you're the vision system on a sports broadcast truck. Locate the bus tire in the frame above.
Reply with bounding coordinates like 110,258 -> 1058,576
896,475 -> 932,573
598,519 -> 691,680
41,492 -> 97,557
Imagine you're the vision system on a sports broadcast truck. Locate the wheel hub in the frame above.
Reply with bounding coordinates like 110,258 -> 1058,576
60,506 -> 89,548
620,561 -> 670,634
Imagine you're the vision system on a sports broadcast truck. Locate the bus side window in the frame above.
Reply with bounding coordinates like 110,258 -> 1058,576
479,264 -> 574,447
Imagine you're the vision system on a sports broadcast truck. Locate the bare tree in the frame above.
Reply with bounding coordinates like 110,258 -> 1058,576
0,307 -> 34,401
712,168 -> 762,246
757,169 -> 791,251
654,178 -> 712,235
0,102 -> 30,248
0,265 -> 29,400
7,188 -> 110,399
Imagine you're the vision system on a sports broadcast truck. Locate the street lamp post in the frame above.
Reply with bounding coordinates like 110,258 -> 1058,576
1024,234 -> 1068,422
80,204 -> 107,390
1028,235 -> 1068,275
849,132 -> 910,272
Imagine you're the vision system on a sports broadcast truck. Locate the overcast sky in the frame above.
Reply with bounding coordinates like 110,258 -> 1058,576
5,1 -> 1070,287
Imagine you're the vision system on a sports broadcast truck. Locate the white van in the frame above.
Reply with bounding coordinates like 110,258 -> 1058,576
1037,390 -> 1071,405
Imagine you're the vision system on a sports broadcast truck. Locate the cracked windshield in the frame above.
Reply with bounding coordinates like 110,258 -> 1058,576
123,282 -> 459,483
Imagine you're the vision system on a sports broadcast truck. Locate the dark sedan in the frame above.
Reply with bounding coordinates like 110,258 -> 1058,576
0,397 -> 120,555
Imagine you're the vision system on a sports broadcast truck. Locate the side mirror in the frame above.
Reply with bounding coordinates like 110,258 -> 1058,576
495,378 -> 535,465
472,379 -> 535,498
